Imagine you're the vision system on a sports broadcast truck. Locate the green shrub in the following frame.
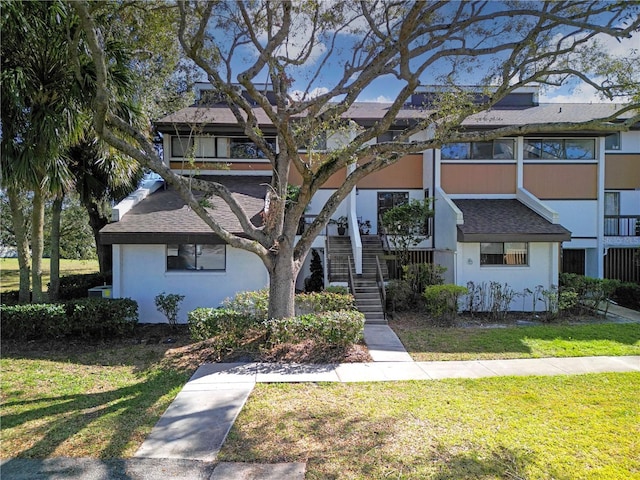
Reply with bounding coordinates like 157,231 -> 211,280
267,310 -> 365,347
611,282 -> 640,311
403,263 -> 446,292
295,291 -> 355,315
423,284 -> 468,326
386,279 -> 413,311
0,298 -> 138,340
559,274 -> 620,314
64,298 -> 138,338
1,303 -> 67,340
324,285 -> 349,295
57,272 -> 112,300
188,308 -> 257,341
221,289 -> 269,322
155,292 -> 185,327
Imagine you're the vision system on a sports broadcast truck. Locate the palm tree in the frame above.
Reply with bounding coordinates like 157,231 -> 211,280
1,0 -> 84,301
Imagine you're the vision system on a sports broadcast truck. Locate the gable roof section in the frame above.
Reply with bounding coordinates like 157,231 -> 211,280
100,176 -> 269,245
454,199 -> 571,243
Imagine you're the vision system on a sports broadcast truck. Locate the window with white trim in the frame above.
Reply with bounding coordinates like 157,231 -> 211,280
171,136 -> 216,158
480,242 -> 528,266
605,132 -> 621,151
167,244 -> 226,271
524,138 -> 595,160
441,139 -> 515,160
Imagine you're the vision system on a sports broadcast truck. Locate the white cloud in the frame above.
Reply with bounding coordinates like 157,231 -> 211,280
289,87 -> 330,101
359,95 -> 393,103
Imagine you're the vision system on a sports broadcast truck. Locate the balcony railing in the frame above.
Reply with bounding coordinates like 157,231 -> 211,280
604,215 -> 640,237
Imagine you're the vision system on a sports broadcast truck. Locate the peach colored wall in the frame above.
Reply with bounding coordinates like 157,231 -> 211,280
605,154 -> 640,189
356,155 -> 423,189
441,164 -> 516,194
524,164 -> 597,199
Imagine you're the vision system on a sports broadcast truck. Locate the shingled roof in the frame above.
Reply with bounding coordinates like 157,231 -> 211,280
454,199 -> 571,242
100,176 -> 270,245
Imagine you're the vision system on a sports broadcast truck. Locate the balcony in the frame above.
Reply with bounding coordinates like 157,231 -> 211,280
604,216 -> 640,237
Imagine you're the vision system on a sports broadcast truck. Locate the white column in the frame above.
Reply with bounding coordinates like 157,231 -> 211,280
596,137 -> 606,278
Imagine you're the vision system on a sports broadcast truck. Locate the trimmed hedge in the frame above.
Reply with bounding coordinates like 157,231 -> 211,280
267,310 -> 365,347
424,284 -> 468,326
1,298 -> 138,340
188,308 -> 257,341
611,282 -> 640,311
295,291 -> 355,315
57,272 -> 112,300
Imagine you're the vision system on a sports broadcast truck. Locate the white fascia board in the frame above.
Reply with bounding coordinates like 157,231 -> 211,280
516,188 -> 561,224
111,178 -> 164,221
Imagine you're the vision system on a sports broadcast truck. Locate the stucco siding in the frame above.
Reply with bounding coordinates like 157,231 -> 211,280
457,242 -> 558,311
116,244 -> 268,323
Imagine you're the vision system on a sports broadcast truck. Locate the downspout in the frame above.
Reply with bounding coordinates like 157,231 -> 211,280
347,163 -> 363,275
597,137 -> 606,279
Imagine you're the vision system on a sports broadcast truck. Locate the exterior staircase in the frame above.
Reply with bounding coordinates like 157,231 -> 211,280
328,235 -> 388,325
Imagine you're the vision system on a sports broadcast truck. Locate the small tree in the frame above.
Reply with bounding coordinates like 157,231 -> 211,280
155,292 -> 185,328
381,199 -> 433,269
304,249 -> 324,293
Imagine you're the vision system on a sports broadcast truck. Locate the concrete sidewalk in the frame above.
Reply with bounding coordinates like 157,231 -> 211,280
133,355 -> 640,464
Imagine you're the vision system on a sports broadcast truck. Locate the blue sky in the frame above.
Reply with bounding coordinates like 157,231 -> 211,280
214,2 -> 639,104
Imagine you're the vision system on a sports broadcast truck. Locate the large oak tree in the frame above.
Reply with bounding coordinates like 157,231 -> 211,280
74,0 -> 640,319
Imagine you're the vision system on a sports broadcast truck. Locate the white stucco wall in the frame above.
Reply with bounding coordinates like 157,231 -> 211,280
456,242 -> 559,311
114,244 -> 269,323
617,131 -> 640,153
543,200 -> 598,242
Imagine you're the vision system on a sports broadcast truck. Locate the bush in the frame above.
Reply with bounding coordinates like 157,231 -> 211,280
57,272 -> 112,300
221,289 -> 269,322
559,274 -> 620,313
423,284 -> 468,326
155,292 -> 185,327
188,307 -> 257,342
403,263 -> 445,292
0,303 -> 66,340
267,310 -> 365,347
324,285 -> 349,295
1,298 -> 138,340
386,279 -> 414,311
611,282 -> 640,311
295,291 -> 355,315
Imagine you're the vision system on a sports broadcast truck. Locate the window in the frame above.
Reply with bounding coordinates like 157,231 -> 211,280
377,130 -> 402,143
166,244 -> 226,271
378,192 -> 409,218
480,242 -> 528,266
171,136 -> 216,158
605,132 -> 621,151
524,139 -> 595,160
227,137 -> 276,159
441,139 -> 514,160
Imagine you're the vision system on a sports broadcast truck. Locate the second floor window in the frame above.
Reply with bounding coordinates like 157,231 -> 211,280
441,139 -> 515,160
171,136 -> 215,158
524,138 -> 595,160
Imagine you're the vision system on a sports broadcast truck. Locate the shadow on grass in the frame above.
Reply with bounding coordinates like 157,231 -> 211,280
431,445 -> 538,480
1,367 -> 190,459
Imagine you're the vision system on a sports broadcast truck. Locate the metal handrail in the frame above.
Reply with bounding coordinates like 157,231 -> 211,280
347,255 -> 356,297
375,255 -> 387,320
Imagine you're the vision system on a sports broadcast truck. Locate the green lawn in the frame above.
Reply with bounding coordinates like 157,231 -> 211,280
222,373 -> 640,479
0,342 -> 193,459
0,258 -> 99,293
391,317 -> 640,361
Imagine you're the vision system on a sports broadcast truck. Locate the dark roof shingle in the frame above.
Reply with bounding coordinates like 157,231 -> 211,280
100,176 -> 269,244
454,199 -> 571,242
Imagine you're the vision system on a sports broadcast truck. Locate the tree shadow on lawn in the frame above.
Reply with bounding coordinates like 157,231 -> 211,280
392,313 -> 640,356
222,404 -> 540,479
1,368 -> 190,459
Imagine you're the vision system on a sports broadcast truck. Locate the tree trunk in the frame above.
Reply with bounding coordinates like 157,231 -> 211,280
267,243 -> 300,320
31,186 -> 46,302
7,186 -> 31,302
48,195 -> 63,301
85,199 -> 111,274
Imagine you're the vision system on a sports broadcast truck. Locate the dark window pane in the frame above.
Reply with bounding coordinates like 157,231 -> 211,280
471,142 -> 494,159
605,133 -> 621,151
